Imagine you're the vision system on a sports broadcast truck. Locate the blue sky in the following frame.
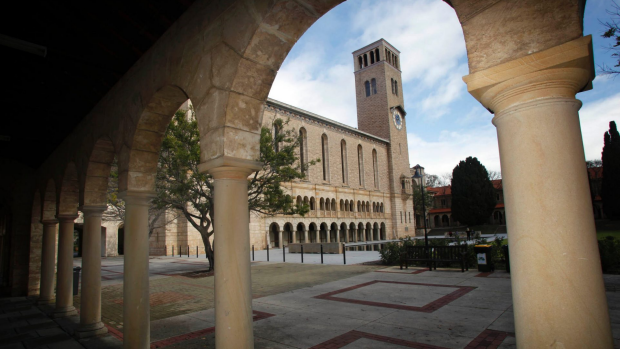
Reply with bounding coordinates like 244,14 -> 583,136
268,0 -> 620,176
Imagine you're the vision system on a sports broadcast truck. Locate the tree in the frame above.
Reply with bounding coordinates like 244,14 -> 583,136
152,108 -> 315,270
587,159 -> 604,208
600,1 -> 620,76
602,121 -> 620,219
487,171 -> 502,180
450,157 -> 497,226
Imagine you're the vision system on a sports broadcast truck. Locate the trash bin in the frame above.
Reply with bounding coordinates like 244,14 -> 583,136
502,245 -> 510,273
73,267 -> 81,295
474,245 -> 494,272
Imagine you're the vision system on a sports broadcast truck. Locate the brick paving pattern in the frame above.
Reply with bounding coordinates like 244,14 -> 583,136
314,280 -> 475,313
74,263 -> 381,329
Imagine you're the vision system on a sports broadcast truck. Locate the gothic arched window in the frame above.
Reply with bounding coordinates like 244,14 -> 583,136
371,78 -> 377,95
372,149 -> 379,189
357,144 -> 364,187
321,134 -> 330,182
299,128 -> 307,176
364,81 -> 370,97
341,140 -> 348,184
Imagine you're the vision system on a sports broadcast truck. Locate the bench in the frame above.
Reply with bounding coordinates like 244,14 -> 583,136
400,245 -> 469,272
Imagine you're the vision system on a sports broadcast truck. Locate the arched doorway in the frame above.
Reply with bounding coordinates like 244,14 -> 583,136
269,223 -> 280,248
283,223 -> 293,246
320,223 -> 329,243
296,222 -> 306,243
309,223 -> 318,243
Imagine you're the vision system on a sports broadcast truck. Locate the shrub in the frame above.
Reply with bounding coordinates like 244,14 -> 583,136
598,236 -> 620,273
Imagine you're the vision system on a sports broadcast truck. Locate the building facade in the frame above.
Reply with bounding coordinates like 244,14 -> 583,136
250,39 -> 415,249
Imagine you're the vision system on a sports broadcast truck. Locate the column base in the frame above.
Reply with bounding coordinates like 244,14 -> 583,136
75,322 -> 108,338
37,298 -> 54,305
52,306 -> 77,318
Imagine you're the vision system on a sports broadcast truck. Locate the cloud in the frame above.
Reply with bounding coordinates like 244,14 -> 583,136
407,124 -> 501,175
580,92 -> 620,161
418,65 -> 469,119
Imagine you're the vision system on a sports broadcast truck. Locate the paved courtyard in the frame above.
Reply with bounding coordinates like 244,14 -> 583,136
4,257 -> 620,348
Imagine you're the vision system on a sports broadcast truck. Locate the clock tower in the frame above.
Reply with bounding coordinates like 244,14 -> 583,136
353,39 -> 414,238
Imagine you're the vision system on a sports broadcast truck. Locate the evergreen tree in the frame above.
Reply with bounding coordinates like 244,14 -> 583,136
412,182 -> 434,227
450,157 -> 496,226
152,108 -> 315,270
602,121 -> 620,219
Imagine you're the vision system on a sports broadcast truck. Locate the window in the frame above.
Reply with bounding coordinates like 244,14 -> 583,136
321,134 -> 329,182
441,199 -> 446,207
401,180 -> 406,190
409,212 -> 412,223
370,51 -> 375,64
357,145 -> 364,187
341,140 -> 348,184
299,128 -> 307,176
375,48 -> 380,61
391,78 -> 394,94
364,81 -> 370,97
371,78 -> 377,95
372,149 -> 379,189
363,54 -> 368,67
273,123 -> 280,153
394,80 -> 398,96
496,194 -> 500,201
358,56 -> 363,69
400,212 -> 403,223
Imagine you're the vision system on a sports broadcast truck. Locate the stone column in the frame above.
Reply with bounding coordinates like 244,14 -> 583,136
463,36 -> 612,347
350,228 -> 356,243
53,215 -> 78,317
278,230 -> 283,248
303,229 -> 309,243
38,220 -> 58,304
335,229 -> 340,243
120,191 -> 154,349
202,160 -> 261,349
292,231 -> 297,244
76,206 -> 108,338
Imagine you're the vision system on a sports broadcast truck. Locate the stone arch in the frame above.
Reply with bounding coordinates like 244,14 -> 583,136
296,195 -> 302,207
340,222 -> 347,242
269,222 -> 280,248
320,223 -> 329,243
118,85 -> 190,192
303,196 -> 309,207
308,223 -> 318,243
283,223 -> 293,245
83,137 -> 115,207
365,222 -> 372,241
320,197 -> 325,210
41,179 -> 57,222
357,222 -> 364,242
59,162 -> 80,216
357,201 -> 361,212
325,198 -> 330,211
442,215 -> 449,227
373,222 -> 379,240
340,199 -> 345,211
350,200 -> 354,212
380,222 -> 387,240
296,222 -> 306,243
331,198 -> 336,212
310,197 -> 316,210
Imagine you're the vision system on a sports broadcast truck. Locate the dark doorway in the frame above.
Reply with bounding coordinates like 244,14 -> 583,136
118,226 -> 125,255
74,224 -> 83,257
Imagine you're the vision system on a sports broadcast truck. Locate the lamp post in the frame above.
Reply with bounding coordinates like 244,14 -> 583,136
412,168 -> 428,247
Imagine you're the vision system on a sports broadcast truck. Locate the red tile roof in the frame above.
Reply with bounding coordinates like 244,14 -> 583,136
429,208 -> 451,214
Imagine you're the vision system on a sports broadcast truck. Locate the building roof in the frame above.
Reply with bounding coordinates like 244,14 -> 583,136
266,98 -> 390,144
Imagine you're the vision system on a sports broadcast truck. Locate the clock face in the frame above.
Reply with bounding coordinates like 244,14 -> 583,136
393,110 -> 403,130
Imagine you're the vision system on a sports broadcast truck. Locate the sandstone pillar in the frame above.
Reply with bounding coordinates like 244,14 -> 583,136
38,220 -> 58,304
278,230 -> 283,248
335,229 -> 340,243
201,159 -> 261,349
463,36 -> 612,348
53,215 -> 78,317
304,229 -> 309,243
76,206 -> 108,338
120,191 -> 154,349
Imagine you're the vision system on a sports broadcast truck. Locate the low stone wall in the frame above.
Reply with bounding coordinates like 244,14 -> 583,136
288,243 -> 343,254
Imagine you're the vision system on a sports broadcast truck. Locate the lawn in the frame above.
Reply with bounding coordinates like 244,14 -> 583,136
596,220 -> 620,240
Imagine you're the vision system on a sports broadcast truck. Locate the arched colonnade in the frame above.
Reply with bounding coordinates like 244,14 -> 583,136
23,0 -> 611,348
268,221 -> 386,251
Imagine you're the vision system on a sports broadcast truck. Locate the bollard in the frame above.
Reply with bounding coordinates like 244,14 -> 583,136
172,245 -> 174,257
196,246 -> 198,258
321,244 -> 324,264
187,245 -> 189,258
343,243 -> 346,265
283,245 -> 286,262
252,245 -> 255,261
267,244 -> 269,262
165,245 -> 167,257
301,245 -> 304,263
179,246 -> 181,257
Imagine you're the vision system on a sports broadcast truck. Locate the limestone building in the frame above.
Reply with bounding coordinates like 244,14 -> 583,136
250,39 -> 415,249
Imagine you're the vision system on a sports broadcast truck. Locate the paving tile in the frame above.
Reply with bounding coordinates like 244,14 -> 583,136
487,311 -> 515,333
354,322 -> 473,349
253,308 -> 369,348
150,314 -> 213,341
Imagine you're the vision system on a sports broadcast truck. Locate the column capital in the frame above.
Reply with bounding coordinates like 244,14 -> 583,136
463,35 -> 594,114
198,156 -> 262,180
56,214 -> 79,223
80,205 -> 108,217
118,190 -> 156,206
